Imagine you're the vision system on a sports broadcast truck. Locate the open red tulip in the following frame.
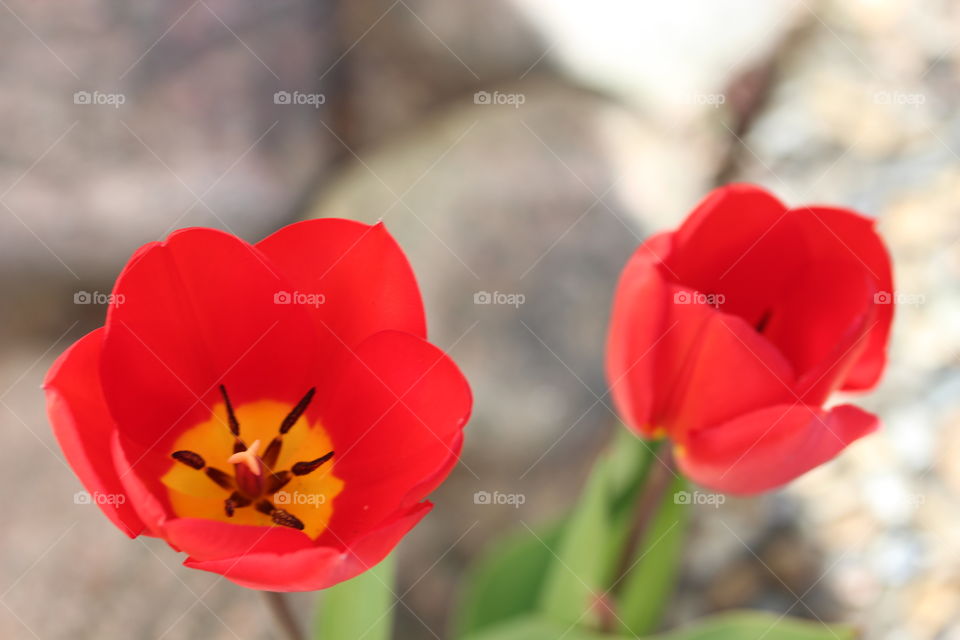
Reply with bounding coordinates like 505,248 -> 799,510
45,220 -> 471,591
606,184 -> 893,494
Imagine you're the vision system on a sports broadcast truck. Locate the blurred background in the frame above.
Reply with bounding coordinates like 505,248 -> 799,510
1,0 -> 958,638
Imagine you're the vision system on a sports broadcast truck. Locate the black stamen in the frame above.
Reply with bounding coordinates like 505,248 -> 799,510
261,437 -> 282,470
272,509 -> 305,530
266,471 -> 291,494
755,309 -> 773,334
205,467 -> 235,490
172,450 -> 205,470
220,384 -> 240,436
233,441 -> 247,454
255,500 -> 275,516
279,388 -> 316,434
224,491 -> 251,517
291,451 -> 335,476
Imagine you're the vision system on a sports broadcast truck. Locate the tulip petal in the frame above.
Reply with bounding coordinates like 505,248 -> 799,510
793,207 -> 894,391
182,502 -> 431,591
678,403 -> 879,494
161,517 -> 314,561
112,431 -> 175,537
100,228 -> 321,451
257,220 -> 427,386
663,185 -> 891,393
763,257 -> 877,403
317,330 -> 471,545
665,184 -> 807,328
659,293 -> 796,437
44,328 -> 145,537
605,233 -> 673,436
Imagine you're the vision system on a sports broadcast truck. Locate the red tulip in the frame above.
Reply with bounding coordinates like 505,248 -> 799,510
45,220 -> 471,590
606,185 -> 893,494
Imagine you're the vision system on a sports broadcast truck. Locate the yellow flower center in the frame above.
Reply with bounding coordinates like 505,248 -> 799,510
161,391 -> 344,540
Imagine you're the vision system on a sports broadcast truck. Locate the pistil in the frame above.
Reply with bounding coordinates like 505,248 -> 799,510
229,439 -> 265,498
168,386 -> 334,531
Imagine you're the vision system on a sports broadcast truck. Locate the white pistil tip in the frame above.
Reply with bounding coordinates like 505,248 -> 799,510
228,439 -> 262,475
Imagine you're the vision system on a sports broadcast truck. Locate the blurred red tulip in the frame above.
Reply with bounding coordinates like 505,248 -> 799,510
607,184 -> 893,494
46,220 -> 471,590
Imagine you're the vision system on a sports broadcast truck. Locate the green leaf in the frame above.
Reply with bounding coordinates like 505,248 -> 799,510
606,429 -> 658,515
454,427 -> 656,637
647,611 -> 858,640
538,445 -> 622,627
460,615 -> 631,640
602,433 -> 662,585
453,428 -> 659,636
616,473 -> 690,635
314,553 -> 396,640
460,611 -> 857,640
453,521 -> 565,636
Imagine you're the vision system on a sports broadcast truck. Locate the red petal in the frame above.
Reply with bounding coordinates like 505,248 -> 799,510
257,220 -> 427,388
665,184 -> 806,327
605,233 -> 673,436
763,257 -> 877,404
100,228 -> 320,451
678,403 -> 879,494
657,292 -> 796,438
161,517 -> 314,561
793,207 -> 893,391
44,328 -> 145,537
182,503 -> 431,591
663,185 -> 891,393
317,330 -> 471,545
112,431 -> 174,536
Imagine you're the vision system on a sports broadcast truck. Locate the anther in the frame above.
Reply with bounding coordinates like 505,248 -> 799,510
266,471 -> 291,494
220,384 -> 240,436
224,491 -> 251,517
205,467 -> 235,490
291,451 -> 335,476
261,437 -> 282,471
172,450 -> 205,470
279,388 -> 316,434
271,509 -> 305,530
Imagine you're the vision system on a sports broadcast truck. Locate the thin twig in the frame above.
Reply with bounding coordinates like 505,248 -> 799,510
611,448 -> 676,594
262,591 -> 305,640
